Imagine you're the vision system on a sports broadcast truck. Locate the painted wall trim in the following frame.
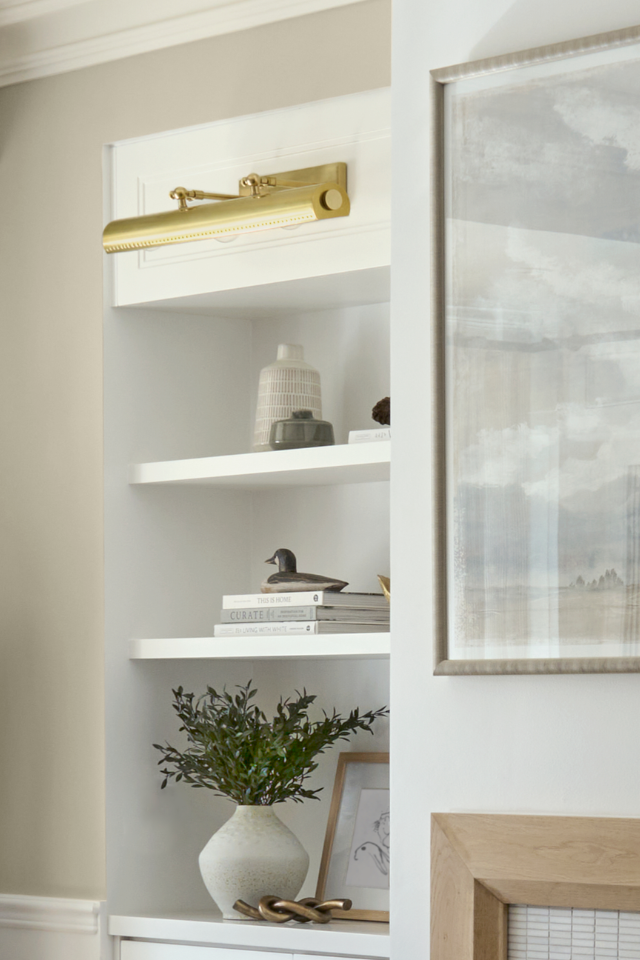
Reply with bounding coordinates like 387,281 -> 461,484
0,0 -> 89,28
0,0 -> 368,88
0,894 -> 101,934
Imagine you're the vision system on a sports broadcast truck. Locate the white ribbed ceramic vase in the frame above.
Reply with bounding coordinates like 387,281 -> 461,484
253,344 -> 322,451
198,805 -> 310,920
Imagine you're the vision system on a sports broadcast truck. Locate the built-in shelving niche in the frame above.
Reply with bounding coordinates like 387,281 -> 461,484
104,286 -> 390,923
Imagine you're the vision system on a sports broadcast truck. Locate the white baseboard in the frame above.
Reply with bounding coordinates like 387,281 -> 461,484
0,895 -> 106,960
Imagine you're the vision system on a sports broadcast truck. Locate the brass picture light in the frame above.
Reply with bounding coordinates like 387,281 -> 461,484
103,162 -> 349,253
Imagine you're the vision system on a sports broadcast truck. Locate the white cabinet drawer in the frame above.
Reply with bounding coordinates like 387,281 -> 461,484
121,942 -> 290,960
106,89 -> 390,309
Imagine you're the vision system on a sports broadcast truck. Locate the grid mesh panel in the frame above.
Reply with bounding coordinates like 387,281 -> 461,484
509,904 -> 640,959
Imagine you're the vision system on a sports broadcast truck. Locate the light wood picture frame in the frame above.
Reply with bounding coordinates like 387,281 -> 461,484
432,24 -> 640,675
431,812 -> 640,960
316,752 -> 389,922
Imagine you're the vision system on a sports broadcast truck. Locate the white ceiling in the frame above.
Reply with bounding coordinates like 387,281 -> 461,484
0,0 -> 363,87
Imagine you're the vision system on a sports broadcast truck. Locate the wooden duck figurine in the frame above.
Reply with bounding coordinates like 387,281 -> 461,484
261,548 -> 349,594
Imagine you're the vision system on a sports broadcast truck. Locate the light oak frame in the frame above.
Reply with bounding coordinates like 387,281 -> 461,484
316,752 -> 389,922
431,23 -> 640,675
431,813 -> 640,959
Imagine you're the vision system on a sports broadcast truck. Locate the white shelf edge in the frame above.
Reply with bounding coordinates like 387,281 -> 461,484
108,913 -> 390,957
129,441 -> 391,488
129,633 -> 390,660
125,264 -> 391,317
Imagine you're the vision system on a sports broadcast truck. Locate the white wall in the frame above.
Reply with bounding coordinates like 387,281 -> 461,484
391,0 -> 640,956
391,1 -> 640,957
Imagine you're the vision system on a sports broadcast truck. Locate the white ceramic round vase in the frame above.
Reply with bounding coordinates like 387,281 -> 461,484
198,805 -> 310,920
253,344 -> 322,451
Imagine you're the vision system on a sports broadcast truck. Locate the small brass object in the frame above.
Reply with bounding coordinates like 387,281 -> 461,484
103,163 -> 349,253
377,575 -> 391,603
233,895 -> 352,923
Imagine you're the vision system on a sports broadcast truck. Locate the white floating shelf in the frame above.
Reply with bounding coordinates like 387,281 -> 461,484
129,633 -> 390,660
130,441 -> 390,489
131,265 -> 391,318
109,913 -> 390,957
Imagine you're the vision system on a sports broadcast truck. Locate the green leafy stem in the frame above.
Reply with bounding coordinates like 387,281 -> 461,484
154,681 -> 388,805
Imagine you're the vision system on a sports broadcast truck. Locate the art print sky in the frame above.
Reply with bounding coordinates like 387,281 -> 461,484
446,55 -> 640,656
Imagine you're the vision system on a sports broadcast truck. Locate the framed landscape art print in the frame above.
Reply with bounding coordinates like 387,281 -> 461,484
432,25 -> 640,674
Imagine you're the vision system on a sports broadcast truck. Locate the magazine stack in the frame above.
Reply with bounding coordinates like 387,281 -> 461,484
214,591 -> 390,636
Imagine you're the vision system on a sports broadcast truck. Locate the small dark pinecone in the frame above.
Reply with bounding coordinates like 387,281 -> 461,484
372,397 -> 390,425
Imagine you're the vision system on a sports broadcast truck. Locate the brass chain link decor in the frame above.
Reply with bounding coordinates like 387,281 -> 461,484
233,895 -> 352,923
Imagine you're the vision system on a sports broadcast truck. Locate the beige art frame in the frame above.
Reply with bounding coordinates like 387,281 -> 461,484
431,813 -> 640,959
432,24 -> 640,675
316,752 -> 389,922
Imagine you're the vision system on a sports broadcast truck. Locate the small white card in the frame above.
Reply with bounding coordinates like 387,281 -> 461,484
348,428 -> 391,443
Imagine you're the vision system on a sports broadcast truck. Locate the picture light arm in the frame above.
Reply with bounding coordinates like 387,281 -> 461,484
169,187 -> 240,210
169,168 -> 343,211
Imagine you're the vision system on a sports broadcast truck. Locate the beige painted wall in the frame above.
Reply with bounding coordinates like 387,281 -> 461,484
0,1 -> 390,899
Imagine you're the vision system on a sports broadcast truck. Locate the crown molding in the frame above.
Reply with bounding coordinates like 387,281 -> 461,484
0,0 -> 89,28
0,895 -> 100,934
0,0 -> 367,88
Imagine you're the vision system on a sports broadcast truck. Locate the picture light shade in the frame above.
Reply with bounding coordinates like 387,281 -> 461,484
103,180 -> 350,254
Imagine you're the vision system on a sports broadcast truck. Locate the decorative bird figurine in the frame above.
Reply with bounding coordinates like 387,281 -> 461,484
261,548 -> 349,594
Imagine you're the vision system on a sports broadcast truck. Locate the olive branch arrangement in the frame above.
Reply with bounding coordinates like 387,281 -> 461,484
154,681 -> 388,805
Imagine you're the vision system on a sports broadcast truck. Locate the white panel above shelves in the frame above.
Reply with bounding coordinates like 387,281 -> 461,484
109,913 -> 390,958
129,633 -> 390,660
107,89 -> 390,307
130,442 -> 390,489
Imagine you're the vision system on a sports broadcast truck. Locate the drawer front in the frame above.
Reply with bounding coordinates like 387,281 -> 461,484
121,942 -> 291,960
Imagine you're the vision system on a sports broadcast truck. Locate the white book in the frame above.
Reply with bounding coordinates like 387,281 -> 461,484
222,590 -> 388,610
213,621 -> 390,636
220,605 -> 389,623
348,428 -> 390,443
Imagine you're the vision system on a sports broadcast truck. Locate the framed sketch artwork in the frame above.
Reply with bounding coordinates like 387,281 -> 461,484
432,25 -> 640,674
316,753 -> 389,921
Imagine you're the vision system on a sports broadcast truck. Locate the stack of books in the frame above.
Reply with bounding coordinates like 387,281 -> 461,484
214,591 -> 390,636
